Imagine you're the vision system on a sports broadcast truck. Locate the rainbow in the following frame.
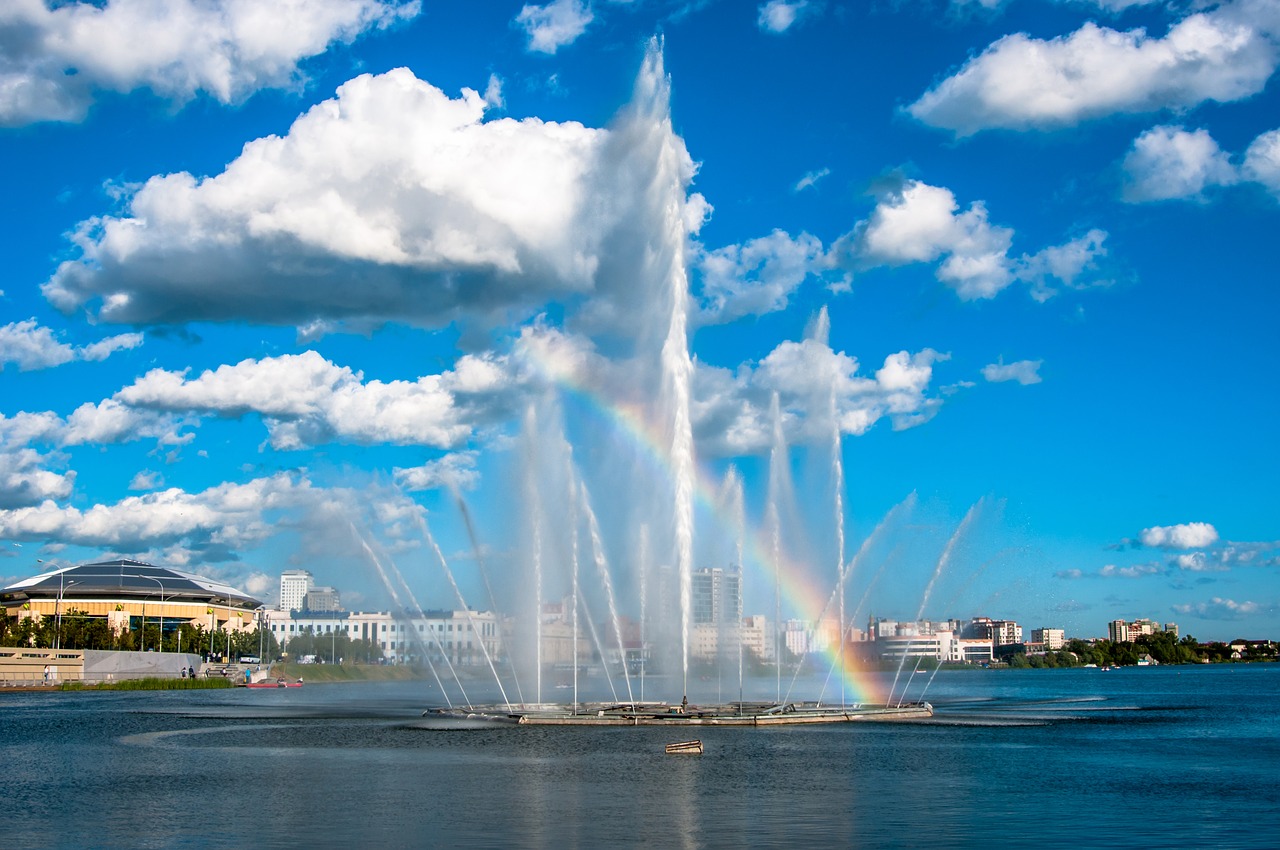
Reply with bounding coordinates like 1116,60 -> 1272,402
522,346 -> 888,705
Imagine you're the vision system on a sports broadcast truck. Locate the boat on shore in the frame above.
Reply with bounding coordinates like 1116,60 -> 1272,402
245,677 -> 303,689
421,699 -> 932,727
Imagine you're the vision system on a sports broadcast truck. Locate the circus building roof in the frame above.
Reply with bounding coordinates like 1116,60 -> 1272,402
1,559 -> 261,611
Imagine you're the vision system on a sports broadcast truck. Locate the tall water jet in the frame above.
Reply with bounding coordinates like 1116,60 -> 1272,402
350,522 -> 462,706
718,466 -> 746,706
888,498 -> 985,704
413,513 -> 512,710
637,523 -> 650,702
605,40 -> 698,701
522,408 -> 545,704
765,391 -> 793,703
819,315 -> 847,705
452,486 -> 525,706
578,479 -> 634,706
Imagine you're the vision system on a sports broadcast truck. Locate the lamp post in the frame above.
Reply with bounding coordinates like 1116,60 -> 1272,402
54,576 -> 78,650
131,575 -> 167,653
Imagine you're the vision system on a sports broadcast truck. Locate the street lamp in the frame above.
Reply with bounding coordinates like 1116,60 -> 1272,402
130,574 -> 167,653
55,576 -> 78,650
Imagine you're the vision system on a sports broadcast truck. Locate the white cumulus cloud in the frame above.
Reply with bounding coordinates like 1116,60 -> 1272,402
516,0 -> 594,54
117,350 -> 525,450
0,448 -> 75,509
831,179 -> 1015,300
830,179 -> 1111,301
758,1 -> 819,34
693,331 -> 948,456
1141,521 -> 1220,549
907,4 -> 1280,136
1243,128 -> 1280,194
0,0 -> 419,126
0,319 -> 142,371
1172,597 -> 1261,619
43,47 -> 701,338
982,359 -> 1043,385
1123,125 -> 1239,201
694,230 -> 824,325
394,451 -> 480,491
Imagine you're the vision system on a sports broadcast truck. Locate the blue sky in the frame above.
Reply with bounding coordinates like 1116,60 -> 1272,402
1,0 -> 1277,642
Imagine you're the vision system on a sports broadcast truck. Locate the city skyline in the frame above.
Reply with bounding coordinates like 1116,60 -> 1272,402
2,1 -> 1278,644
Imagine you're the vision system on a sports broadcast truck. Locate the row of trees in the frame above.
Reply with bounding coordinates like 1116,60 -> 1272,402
0,609 -> 280,659
277,628 -> 384,664
1001,633 -> 1278,667
0,611 -> 394,666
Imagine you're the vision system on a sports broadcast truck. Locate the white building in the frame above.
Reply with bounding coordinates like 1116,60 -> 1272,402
279,570 -> 313,612
1031,628 -> 1065,650
263,608 -> 503,666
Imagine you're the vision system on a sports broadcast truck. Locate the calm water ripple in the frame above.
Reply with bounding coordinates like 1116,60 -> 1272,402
2,665 -> 1277,848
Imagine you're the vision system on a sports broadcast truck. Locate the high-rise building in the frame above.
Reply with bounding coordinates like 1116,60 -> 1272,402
691,566 -> 740,626
280,570 -> 314,612
1108,619 -> 1129,643
304,586 -> 341,612
1032,628 -> 1065,650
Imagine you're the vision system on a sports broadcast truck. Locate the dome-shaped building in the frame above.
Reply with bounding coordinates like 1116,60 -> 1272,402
1,559 -> 262,639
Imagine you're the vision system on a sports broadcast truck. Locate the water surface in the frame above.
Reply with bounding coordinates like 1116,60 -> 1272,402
2,664 -> 1276,848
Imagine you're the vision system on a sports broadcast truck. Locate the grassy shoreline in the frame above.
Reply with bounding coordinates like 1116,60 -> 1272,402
60,677 -> 234,691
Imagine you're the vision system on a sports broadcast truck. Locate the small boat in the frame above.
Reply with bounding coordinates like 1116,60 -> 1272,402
665,740 -> 703,755
246,677 -> 303,689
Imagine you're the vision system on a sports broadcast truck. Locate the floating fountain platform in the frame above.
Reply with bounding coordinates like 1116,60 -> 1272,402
422,700 -> 933,726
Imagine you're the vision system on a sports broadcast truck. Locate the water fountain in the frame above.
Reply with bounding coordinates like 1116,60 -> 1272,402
407,41 -> 934,727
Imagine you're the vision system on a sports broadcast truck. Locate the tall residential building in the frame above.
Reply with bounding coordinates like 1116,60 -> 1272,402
1032,628 -> 1065,650
1108,619 -> 1129,643
692,566 -> 740,626
280,570 -> 314,612
304,586 -> 341,612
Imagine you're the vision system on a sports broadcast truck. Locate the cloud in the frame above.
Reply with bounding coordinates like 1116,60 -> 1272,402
1171,597 -> 1261,619
982,358 -> 1043,385
128,470 -> 164,491
0,473 -> 302,550
1244,128 -> 1280,194
1122,125 -> 1239,201
62,399 -> 192,448
830,179 -> 1015,300
1172,551 -> 1230,572
1141,522 -> 1219,549
1016,229 -> 1110,302
394,451 -> 480,491
758,1 -> 819,34
0,448 -> 74,509
516,0 -> 594,54
907,5 -> 1280,136
43,48 -> 700,337
793,167 -> 831,193
116,350 -> 526,450
1099,562 -> 1163,578
0,0 -> 419,126
693,335 -> 947,456
0,319 -> 142,371
0,471 -> 427,568
693,230 -> 823,324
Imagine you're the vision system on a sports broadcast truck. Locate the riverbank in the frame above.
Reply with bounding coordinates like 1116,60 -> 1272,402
267,662 -> 426,683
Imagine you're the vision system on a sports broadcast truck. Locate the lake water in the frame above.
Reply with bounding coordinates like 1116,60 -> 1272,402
2,664 -> 1277,848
